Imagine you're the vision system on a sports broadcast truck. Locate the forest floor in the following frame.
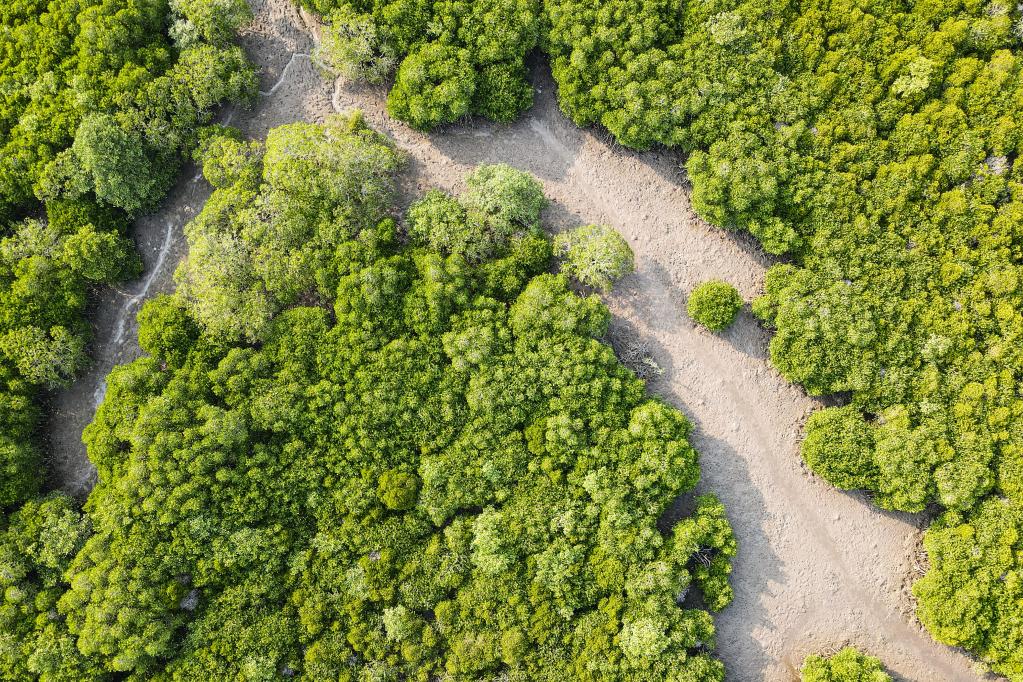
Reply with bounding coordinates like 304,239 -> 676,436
45,0 -> 996,679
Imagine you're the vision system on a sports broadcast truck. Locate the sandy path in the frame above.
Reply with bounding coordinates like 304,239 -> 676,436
45,1 -> 992,679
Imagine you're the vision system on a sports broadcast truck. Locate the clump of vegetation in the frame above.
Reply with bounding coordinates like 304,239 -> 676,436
688,281 -> 742,332
0,494 -> 96,680
544,0 -> 1023,673
801,407 -> 877,491
0,0 -> 255,510
4,116 -> 737,679
555,224 -> 635,291
298,0 -> 541,129
912,498 -> 1023,678
801,648 -> 892,682
406,162 -> 547,262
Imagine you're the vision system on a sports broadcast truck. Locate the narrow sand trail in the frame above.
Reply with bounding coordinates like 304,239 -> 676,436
46,0 -> 993,679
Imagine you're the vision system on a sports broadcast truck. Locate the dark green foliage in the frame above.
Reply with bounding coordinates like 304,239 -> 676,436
0,210 -> 137,507
0,0 -> 255,511
137,295 -> 200,368
0,494 -> 96,680
687,281 -> 742,332
801,647 -> 892,682
302,0 -> 541,128
0,0 -> 256,219
45,118 -> 736,679
71,114 -> 175,215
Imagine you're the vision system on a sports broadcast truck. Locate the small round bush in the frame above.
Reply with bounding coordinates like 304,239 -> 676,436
555,224 -> 634,291
687,280 -> 742,331
802,406 -> 877,490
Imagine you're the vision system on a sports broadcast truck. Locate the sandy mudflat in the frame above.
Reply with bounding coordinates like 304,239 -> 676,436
46,1 -> 994,679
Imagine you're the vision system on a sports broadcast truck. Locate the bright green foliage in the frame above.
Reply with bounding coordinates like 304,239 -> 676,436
300,0 -> 541,127
316,6 -> 398,84
298,0 -> 1023,670
913,500 -> 1023,680
47,118 -> 736,679
407,163 -> 547,261
544,1 -> 1023,670
545,0 -> 1023,520
555,224 -> 635,291
801,647 -> 892,682
801,407 -> 877,491
0,494 -> 97,680
687,281 -> 742,332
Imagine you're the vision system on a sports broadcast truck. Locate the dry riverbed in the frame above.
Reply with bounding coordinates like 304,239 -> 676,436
46,1 -> 995,679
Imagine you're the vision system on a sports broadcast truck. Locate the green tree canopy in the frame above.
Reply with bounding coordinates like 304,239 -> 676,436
300,0 -> 541,128
34,117 -> 738,680
0,0 -> 255,512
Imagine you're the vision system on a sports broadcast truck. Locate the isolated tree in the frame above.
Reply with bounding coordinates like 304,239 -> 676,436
555,223 -> 635,291
688,280 -> 743,331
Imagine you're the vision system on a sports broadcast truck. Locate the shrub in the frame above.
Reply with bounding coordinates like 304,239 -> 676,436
801,406 -> 877,491
314,6 -> 396,84
688,280 -> 742,331
386,44 -> 476,131
801,647 -> 892,682
408,164 -> 546,262
555,223 -> 635,291
300,0 -> 541,127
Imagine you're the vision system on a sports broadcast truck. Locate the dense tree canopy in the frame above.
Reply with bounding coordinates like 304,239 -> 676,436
2,116 -> 737,679
302,0 -> 542,129
0,0 -> 255,509
545,0 -> 1023,674
801,648 -> 892,682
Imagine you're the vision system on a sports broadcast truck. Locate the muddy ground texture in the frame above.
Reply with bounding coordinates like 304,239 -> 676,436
45,1 -> 997,680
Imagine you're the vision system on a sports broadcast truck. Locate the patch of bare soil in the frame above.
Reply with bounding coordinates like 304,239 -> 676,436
46,1 -> 994,679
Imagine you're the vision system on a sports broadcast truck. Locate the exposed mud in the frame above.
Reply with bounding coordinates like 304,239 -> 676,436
45,1 -> 994,679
